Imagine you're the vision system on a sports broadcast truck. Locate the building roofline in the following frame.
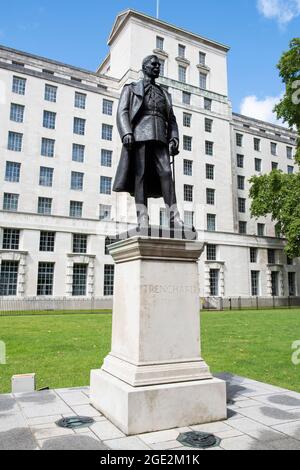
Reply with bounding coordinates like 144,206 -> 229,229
108,9 -> 230,53
233,112 -> 297,135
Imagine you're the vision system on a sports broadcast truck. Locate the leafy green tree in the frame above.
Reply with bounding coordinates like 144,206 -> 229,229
249,38 -> 300,258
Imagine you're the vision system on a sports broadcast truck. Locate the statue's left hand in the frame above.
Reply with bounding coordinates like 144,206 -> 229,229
169,139 -> 180,157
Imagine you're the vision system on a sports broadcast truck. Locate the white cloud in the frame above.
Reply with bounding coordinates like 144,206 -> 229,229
257,0 -> 300,25
240,94 -> 286,126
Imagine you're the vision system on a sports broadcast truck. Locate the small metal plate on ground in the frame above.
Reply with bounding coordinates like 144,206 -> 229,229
56,416 -> 95,429
177,431 -> 221,449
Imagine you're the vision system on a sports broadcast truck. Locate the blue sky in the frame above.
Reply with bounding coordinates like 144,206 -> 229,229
0,0 -> 299,122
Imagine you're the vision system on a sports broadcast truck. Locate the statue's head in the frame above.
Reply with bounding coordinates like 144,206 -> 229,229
142,55 -> 160,80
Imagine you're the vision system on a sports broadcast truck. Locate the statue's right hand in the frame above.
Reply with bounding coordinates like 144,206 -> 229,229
123,134 -> 135,150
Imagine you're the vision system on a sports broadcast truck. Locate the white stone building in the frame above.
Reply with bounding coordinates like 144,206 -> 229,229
0,9 -> 298,308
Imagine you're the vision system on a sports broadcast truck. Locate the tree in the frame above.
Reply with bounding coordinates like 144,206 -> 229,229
249,38 -> 300,258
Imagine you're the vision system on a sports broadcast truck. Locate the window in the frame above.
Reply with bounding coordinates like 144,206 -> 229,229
288,166 -> 294,174
40,232 -> 55,252
0,261 -> 19,296
160,208 -> 168,228
271,142 -> 277,156
156,36 -> 164,50
38,197 -> 52,215
183,159 -> 193,176
237,154 -> 244,168
183,136 -> 192,151
103,99 -> 113,116
72,144 -> 85,162
100,176 -> 112,195
44,84 -> 57,102
239,221 -> 247,234
287,256 -> 294,266
72,264 -> 87,296
255,158 -> 262,172
74,92 -> 86,109
199,52 -> 206,66
10,103 -> 24,123
104,265 -> 115,296
73,117 -> 85,135
105,237 -> 116,255
178,44 -> 186,58
3,193 -> 19,212
206,188 -> 215,205
39,167 -> 53,187
288,272 -> 296,296
12,76 -> 26,95
205,141 -> 214,156
206,164 -> 214,180
102,124 -> 113,141
43,111 -> 56,129
237,175 -> 245,190
2,229 -> 20,250
8,132 -> 23,152
287,146 -> 293,159
268,249 -> 276,264
5,162 -> 21,183
70,201 -> 83,218
178,65 -> 187,83
182,91 -> 191,105
207,214 -> 216,232
271,271 -> 279,296
209,269 -> 219,296
199,72 -> 207,90
37,263 -> 54,296
73,234 -> 87,254
183,113 -> 192,127
41,138 -> 55,157
184,211 -> 194,227
272,162 -> 278,170
251,271 -> 260,296
205,118 -> 213,133
250,248 -> 257,263
159,59 -> 165,77
236,134 -> 243,147
257,223 -> 265,237
99,204 -> 112,221
207,244 -> 217,261
71,171 -> 84,191
254,138 -> 260,151
101,149 -> 112,167
238,198 -> 246,213
204,98 -> 212,111
184,184 -> 193,202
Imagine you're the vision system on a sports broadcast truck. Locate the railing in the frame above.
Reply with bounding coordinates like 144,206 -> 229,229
201,296 -> 300,311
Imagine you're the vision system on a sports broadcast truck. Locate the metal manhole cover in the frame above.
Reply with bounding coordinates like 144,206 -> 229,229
56,416 -> 95,429
177,431 -> 220,449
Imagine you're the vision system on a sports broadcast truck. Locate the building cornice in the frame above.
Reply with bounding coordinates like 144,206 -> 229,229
233,112 -> 297,137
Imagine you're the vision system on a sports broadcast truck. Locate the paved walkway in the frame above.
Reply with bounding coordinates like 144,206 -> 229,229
1,373 -> 300,450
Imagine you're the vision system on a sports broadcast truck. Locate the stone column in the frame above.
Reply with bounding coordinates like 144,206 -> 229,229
90,237 -> 226,435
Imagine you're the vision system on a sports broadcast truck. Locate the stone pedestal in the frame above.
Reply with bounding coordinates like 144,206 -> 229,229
90,237 -> 226,435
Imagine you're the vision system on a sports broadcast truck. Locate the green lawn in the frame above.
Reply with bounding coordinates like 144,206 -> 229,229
0,309 -> 299,394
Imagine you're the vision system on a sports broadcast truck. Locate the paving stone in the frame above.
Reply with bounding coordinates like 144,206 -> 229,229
40,434 -> 107,450
55,391 -> 90,406
0,427 -> 38,450
252,393 -> 300,411
138,427 -> 190,445
234,398 -> 261,409
33,427 -> 74,440
104,436 -> 151,450
0,412 -> 27,432
190,422 -> 232,433
215,429 -> 244,439
71,404 -> 102,417
150,440 -> 183,450
228,417 -> 271,432
26,415 -> 62,426
238,405 -> 300,426
228,416 -> 291,442
0,395 -> 19,414
220,435 -> 272,450
269,438 -> 300,450
272,421 -> 300,439
16,390 -> 72,418
90,420 -> 125,440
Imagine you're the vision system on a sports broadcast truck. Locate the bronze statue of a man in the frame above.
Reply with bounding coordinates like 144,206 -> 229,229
113,54 -> 184,229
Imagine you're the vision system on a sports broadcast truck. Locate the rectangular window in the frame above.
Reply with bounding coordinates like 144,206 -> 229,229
37,263 -> 54,296
205,141 -> 214,156
102,124 -> 113,141
43,111 -> 56,129
10,103 -> 24,123
73,117 -> 86,135
74,92 -> 86,109
44,84 -> 57,102
237,154 -> 244,168
183,159 -> 193,176
206,164 -> 214,180
206,188 -> 215,205
257,223 -> 265,237
182,91 -> 191,105
236,134 -> 243,147
41,138 -> 55,157
288,272 -> 296,296
178,44 -> 186,58
156,36 -> 164,50
287,146 -> 293,159
70,201 -> 83,218
73,234 -> 88,254
250,248 -> 257,263
184,184 -> 193,202
8,131 -> 23,152
271,142 -> 277,156
239,221 -> 247,234
39,232 -> 55,252
103,99 -> 113,116
105,237 -> 117,255
204,98 -> 212,111
268,249 -> 276,264
160,208 -> 168,228
209,269 -> 219,296
5,162 -> 21,183
72,144 -> 85,162
288,166 -> 294,174
199,52 -> 206,65
255,158 -> 262,172
207,244 -> 217,261
183,136 -> 192,151
271,271 -> 279,296
12,76 -> 26,95
38,197 -> 52,215
272,162 -> 278,170
184,211 -> 194,227
251,271 -> 260,296
2,229 -> 20,250
3,193 -> 19,212
159,59 -> 165,77
101,149 -> 112,167
71,171 -> 84,191
100,176 -> 112,195
104,265 -> 115,296
0,261 -> 19,296
238,198 -> 246,213
237,175 -> 245,190
178,65 -> 187,83
39,167 -> 53,187
254,138 -> 261,152
207,214 -> 216,232
183,113 -> 192,127
72,264 -> 87,296
205,118 -> 213,133
99,204 -> 112,221
199,72 -> 207,90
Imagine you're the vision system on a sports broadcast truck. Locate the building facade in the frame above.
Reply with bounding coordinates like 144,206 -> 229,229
0,9 -> 298,306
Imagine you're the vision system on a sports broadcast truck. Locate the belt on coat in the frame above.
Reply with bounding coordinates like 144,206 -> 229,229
142,111 -> 167,120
